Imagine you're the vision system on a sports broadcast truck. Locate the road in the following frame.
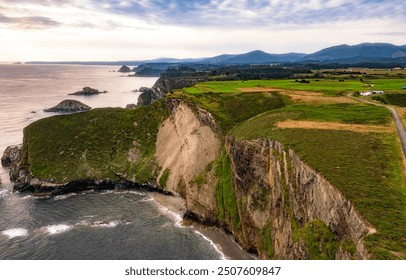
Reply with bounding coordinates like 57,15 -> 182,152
350,94 -> 406,158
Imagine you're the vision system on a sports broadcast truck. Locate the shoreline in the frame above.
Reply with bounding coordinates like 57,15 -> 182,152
150,192 -> 256,260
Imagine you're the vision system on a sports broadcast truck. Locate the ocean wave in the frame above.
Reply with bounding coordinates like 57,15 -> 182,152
155,204 -> 184,228
100,190 -> 145,196
42,224 -> 73,235
1,228 -> 29,239
140,196 -> 154,203
54,193 -> 77,201
194,230 -> 227,260
90,220 -> 121,228
0,189 -> 9,198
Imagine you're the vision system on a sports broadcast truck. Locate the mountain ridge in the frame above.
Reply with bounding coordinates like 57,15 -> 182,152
25,42 -> 406,65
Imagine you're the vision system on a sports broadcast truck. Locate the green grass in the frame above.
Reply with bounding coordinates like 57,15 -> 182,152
372,93 -> 406,107
215,150 -> 241,231
159,169 -> 170,188
23,101 -> 169,184
298,219 -> 339,259
170,90 -> 286,132
184,78 -> 406,97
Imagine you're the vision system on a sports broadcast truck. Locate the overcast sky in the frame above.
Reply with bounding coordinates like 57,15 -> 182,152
1,0 -> 405,61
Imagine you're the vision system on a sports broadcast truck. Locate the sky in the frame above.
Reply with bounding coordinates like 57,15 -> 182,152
1,0 -> 406,61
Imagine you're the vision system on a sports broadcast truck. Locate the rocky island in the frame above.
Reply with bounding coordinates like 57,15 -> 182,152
44,99 -> 91,112
3,66 -> 405,260
118,65 -> 132,73
69,87 -> 106,96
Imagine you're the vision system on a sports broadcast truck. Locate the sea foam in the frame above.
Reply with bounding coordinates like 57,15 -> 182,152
194,230 -> 227,260
1,228 -> 29,239
0,189 -> 9,198
43,224 -> 73,235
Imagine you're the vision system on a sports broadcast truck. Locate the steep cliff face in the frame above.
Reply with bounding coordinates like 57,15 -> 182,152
155,100 -> 221,222
224,138 -> 375,259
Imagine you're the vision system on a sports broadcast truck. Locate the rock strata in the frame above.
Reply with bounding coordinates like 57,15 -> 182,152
45,99 -> 91,112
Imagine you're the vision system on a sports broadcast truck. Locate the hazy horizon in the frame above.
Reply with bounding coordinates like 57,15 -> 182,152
1,0 -> 406,62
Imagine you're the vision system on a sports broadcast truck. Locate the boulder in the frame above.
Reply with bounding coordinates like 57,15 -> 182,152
45,99 -> 91,113
69,87 -> 104,96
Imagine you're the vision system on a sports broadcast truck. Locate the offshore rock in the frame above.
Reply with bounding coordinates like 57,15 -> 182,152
2,144 -> 22,167
69,87 -> 105,96
45,99 -> 91,112
118,65 -> 131,73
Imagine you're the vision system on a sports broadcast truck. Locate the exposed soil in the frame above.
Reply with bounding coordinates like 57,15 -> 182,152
276,119 -> 392,133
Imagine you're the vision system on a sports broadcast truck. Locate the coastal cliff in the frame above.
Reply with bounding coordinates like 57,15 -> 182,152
223,138 -> 375,259
3,99 -> 378,259
137,77 -> 206,106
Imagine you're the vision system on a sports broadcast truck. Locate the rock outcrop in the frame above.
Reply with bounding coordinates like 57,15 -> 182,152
44,99 -> 91,112
69,87 -> 105,96
1,145 -> 22,167
118,65 -> 131,73
137,77 -> 207,106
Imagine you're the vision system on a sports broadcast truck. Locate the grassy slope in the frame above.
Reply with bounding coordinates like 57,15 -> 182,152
372,93 -> 406,107
184,78 -> 405,259
23,101 -> 169,184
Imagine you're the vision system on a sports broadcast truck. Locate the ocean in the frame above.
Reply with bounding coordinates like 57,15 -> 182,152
0,64 -> 223,260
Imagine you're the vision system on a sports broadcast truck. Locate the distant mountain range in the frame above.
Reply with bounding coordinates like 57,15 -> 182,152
27,43 -> 406,66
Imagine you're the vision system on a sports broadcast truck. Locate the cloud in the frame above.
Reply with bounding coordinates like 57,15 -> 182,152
0,13 -> 61,29
98,0 -> 406,28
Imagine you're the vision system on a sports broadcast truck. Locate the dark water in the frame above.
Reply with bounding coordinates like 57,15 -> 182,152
0,190 -> 221,260
0,64 -> 222,260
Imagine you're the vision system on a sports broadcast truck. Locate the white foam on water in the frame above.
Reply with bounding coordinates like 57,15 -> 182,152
90,220 -> 121,228
43,224 -> 73,235
194,230 -> 227,260
1,228 -> 29,239
155,203 -> 184,228
54,193 -> 77,201
140,196 -> 154,203
0,189 -> 9,198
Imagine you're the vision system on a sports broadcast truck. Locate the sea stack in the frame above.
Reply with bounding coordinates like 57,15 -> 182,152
45,99 -> 91,113
118,65 -> 131,73
69,87 -> 104,96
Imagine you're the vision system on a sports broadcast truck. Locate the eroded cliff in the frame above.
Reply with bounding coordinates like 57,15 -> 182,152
223,138 -> 375,259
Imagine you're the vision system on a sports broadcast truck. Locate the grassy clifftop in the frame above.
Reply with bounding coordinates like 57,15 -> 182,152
22,101 -> 169,184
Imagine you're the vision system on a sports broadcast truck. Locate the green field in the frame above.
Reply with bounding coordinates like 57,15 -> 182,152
184,78 -> 406,96
184,78 -> 406,259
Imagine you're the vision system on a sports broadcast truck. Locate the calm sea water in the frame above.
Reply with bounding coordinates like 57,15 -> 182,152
0,64 -> 222,260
